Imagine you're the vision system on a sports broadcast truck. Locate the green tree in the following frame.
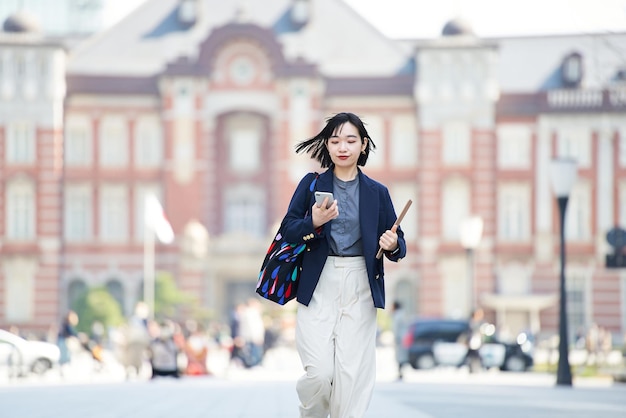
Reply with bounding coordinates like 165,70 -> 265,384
153,272 -> 196,319
72,286 -> 125,334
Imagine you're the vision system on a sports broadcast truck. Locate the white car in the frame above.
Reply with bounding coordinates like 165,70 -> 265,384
0,329 -> 60,376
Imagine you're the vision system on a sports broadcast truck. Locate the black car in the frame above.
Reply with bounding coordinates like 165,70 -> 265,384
401,318 -> 533,372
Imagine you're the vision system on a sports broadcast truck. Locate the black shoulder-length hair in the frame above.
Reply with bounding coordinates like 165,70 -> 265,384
294,112 -> 376,168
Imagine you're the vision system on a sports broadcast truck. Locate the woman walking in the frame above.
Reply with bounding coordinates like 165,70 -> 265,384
282,112 -> 407,418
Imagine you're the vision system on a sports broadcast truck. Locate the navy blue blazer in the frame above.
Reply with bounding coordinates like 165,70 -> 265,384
281,168 -> 406,309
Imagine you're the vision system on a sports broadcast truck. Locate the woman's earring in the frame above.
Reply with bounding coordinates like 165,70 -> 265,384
361,150 -> 366,155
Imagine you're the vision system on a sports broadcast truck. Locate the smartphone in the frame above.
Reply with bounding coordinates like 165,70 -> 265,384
314,191 -> 334,208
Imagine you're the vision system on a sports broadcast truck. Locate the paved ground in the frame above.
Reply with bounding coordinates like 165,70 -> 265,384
1,369 -> 625,418
1,346 -> 625,418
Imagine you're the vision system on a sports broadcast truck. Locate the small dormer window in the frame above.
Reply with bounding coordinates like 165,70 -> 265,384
291,0 -> 310,25
561,52 -> 583,88
179,0 -> 197,25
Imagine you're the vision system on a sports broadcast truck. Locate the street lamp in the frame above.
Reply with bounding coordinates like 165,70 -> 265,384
549,158 -> 577,386
460,216 -> 484,315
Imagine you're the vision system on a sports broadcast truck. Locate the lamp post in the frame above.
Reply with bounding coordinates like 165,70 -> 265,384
549,158 -> 577,386
460,216 -> 484,315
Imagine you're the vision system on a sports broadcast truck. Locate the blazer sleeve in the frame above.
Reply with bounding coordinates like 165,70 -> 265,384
382,187 -> 406,262
280,172 -> 322,244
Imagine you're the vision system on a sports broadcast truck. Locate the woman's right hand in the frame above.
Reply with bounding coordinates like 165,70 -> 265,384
312,198 -> 339,228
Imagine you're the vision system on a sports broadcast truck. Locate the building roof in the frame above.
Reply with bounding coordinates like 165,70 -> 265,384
495,32 -> 626,92
65,0 -> 626,96
67,0 -> 410,78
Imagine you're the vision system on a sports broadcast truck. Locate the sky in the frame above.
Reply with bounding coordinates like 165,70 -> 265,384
342,0 -> 626,38
107,0 -> 626,39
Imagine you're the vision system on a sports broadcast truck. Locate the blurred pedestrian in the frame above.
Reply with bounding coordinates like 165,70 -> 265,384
149,320 -> 180,379
286,112 -> 407,418
466,308 -> 485,373
184,320 -> 209,376
118,302 -> 151,379
241,298 -> 265,367
391,301 -> 409,380
57,310 -> 79,375
229,303 -> 246,367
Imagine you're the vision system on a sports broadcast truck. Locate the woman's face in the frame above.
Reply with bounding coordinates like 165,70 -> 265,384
327,122 -> 367,169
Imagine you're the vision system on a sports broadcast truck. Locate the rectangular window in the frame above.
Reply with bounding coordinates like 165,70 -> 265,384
498,183 -> 531,242
135,117 -> 163,168
64,185 -> 92,242
567,273 -> 587,343
224,185 -> 265,238
441,256 -> 469,318
6,181 -> 35,240
390,115 -> 418,168
391,182 -> 418,240
6,121 -> 36,164
557,128 -> 591,168
361,115 -> 384,169
3,260 -> 35,323
442,179 -> 470,241
497,124 -> 531,169
100,185 -> 128,242
65,117 -> 92,166
443,122 -> 470,165
289,82 -> 310,148
99,117 -> 128,167
229,128 -> 260,172
566,182 -> 591,241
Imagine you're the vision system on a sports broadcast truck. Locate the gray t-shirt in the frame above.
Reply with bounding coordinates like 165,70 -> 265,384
329,175 -> 363,256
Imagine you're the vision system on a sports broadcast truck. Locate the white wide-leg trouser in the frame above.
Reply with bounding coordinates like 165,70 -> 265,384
296,256 -> 377,418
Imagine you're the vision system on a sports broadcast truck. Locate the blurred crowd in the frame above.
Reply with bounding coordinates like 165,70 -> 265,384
2,298 -> 292,381
3,303 -> 626,380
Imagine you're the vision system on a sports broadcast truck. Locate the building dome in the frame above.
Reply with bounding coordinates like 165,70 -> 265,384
3,11 -> 41,33
441,18 -> 474,36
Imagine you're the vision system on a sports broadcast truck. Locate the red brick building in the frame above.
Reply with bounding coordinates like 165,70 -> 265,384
1,0 -> 625,345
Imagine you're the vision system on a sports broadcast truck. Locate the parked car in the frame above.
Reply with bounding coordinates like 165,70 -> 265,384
401,318 -> 533,372
0,329 -> 60,376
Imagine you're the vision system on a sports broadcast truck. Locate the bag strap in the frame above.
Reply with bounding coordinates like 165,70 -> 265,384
304,172 -> 319,216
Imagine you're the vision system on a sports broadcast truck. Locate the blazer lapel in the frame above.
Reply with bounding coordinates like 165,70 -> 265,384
316,170 -> 334,194
358,171 -> 379,259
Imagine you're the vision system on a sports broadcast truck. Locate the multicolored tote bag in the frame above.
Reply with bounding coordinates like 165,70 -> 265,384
256,174 -> 318,305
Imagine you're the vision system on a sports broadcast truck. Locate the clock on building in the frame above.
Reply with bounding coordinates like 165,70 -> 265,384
229,56 -> 256,85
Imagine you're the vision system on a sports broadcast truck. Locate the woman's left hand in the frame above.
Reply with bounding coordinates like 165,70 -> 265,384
379,225 -> 399,252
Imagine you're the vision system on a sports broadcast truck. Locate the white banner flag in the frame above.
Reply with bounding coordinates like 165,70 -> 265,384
145,194 -> 174,244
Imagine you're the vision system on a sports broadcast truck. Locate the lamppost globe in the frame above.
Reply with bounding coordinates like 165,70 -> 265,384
549,157 -> 577,387
460,216 -> 484,250
549,158 -> 578,198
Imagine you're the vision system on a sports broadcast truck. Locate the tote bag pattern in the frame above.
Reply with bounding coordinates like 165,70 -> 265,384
256,233 -> 306,305
256,174 -> 317,305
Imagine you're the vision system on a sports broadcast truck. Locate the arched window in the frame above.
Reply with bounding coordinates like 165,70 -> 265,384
561,52 -> 583,88
106,279 -> 125,315
67,279 -> 87,311
6,177 -> 36,241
